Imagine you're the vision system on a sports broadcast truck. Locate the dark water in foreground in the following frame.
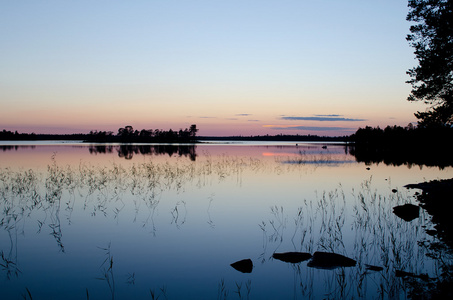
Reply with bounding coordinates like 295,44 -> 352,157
0,142 -> 452,299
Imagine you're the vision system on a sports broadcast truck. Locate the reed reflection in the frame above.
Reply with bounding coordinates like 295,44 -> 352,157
0,153 -> 261,259
0,151 -> 451,299
257,179 -> 444,299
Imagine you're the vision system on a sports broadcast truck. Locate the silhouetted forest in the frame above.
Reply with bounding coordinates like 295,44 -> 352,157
348,125 -> 453,168
0,125 -> 199,143
350,124 -> 453,146
2,124 -> 453,166
0,127 -> 349,143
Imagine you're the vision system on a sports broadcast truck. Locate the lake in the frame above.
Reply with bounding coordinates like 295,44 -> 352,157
0,141 -> 452,299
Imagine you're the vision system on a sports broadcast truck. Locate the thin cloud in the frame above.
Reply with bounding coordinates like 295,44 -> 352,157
236,113 -> 252,116
281,115 -> 366,122
315,114 -> 342,117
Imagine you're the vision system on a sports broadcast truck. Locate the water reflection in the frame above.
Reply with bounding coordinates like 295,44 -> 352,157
3,141 -> 453,169
1,145 -> 37,152
1,144 -> 197,161
349,144 -> 453,168
257,181 -> 438,299
0,144 -> 451,299
88,144 -> 197,161
272,252 -> 311,264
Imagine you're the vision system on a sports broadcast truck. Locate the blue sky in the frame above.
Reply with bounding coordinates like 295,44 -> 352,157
1,0 -> 426,136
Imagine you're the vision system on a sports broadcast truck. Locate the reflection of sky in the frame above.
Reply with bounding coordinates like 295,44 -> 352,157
1,144 -> 452,299
281,159 -> 355,165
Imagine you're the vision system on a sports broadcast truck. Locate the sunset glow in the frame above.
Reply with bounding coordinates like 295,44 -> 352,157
1,1 -> 427,136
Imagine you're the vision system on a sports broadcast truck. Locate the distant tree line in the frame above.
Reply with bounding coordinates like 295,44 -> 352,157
0,130 -> 89,141
0,127 -> 347,143
0,125 -> 199,143
0,130 -> 31,139
197,134 -> 347,142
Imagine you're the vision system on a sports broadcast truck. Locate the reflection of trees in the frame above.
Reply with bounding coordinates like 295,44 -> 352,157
405,179 -> 453,298
88,145 -> 114,154
89,145 -> 197,161
1,145 -> 37,152
349,144 -> 453,169
0,145 -> 198,161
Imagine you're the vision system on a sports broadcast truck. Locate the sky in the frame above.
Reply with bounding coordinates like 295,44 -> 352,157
1,0 -> 428,136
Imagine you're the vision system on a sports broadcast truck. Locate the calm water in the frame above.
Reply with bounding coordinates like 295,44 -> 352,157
0,142 -> 451,299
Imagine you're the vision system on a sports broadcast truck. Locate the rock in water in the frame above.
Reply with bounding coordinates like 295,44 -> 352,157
393,203 -> 419,222
396,269 -> 430,281
230,259 -> 253,273
272,252 -> 312,263
308,252 -> 356,269
365,264 -> 383,272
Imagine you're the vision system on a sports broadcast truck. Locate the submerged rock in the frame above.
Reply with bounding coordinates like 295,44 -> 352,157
365,264 -> 383,272
396,269 -> 430,281
230,258 -> 253,273
405,178 -> 453,247
393,203 -> 420,222
272,252 -> 312,263
307,252 -> 356,270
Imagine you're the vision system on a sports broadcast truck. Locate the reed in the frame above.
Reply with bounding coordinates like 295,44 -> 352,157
21,287 -> 32,300
234,280 -> 252,300
150,285 -> 168,300
217,278 -> 228,300
0,250 -> 21,279
256,176 -> 445,299
97,243 -> 115,300
0,152 -> 451,299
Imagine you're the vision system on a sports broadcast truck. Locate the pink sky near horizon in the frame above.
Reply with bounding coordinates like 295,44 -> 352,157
1,1 -> 427,137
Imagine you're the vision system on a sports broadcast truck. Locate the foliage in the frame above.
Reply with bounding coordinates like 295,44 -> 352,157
0,125 -> 199,143
349,125 -> 453,168
350,124 -> 453,145
406,0 -> 453,127
115,124 -> 198,143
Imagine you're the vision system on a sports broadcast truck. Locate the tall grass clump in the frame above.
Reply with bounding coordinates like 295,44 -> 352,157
259,177 -> 440,299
